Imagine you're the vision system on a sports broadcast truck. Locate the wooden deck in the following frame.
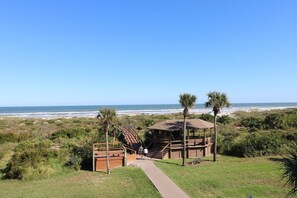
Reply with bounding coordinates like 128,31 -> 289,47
147,137 -> 213,159
93,143 -> 137,171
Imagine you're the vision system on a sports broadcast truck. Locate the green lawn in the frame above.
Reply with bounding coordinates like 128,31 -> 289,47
0,167 -> 160,198
155,156 -> 289,198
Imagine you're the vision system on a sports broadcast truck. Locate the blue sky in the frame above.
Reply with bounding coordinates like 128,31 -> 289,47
0,0 -> 296,106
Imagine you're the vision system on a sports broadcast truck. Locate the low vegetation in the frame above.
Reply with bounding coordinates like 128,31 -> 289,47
0,168 -> 161,198
155,156 -> 289,198
0,108 -> 296,196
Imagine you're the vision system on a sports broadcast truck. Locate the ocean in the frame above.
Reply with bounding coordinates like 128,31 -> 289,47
0,103 -> 297,118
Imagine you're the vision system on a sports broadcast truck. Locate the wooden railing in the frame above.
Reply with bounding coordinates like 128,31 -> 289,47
160,143 -> 170,159
170,137 -> 212,149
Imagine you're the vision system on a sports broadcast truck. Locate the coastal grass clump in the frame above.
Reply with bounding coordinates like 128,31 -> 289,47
3,140 -> 67,180
50,127 -> 91,140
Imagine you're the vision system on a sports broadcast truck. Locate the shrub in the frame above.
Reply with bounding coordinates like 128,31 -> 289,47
282,142 -> 297,197
200,114 -> 214,122
51,128 -> 91,140
240,117 -> 264,131
0,132 -> 30,143
217,131 -> 239,154
4,140 -> 62,180
217,115 -> 232,125
286,112 -> 297,127
68,144 -> 93,170
264,113 -> 287,129
66,154 -> 82,171
144,119 -> 155,127
227,132 -> 284,157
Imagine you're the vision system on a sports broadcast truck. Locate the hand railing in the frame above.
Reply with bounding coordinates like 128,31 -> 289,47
160,143 -> 170,159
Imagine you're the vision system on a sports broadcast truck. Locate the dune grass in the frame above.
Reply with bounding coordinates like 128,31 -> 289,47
0,167 -> 160,198
155,156 -> 289,198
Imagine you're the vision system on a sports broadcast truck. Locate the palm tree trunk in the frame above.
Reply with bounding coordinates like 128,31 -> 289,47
182,115 -> 187,166
105,126 -> 111,174
213,115 -> 217,162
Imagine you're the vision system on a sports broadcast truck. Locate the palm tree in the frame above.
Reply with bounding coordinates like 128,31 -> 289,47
97,108 -> 117,174
205,91 -> 230,162
179,93 -> 197,166
282,142 -> 297,197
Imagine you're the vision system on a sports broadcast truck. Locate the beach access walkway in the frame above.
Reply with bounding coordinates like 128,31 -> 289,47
131,158 -> 189,198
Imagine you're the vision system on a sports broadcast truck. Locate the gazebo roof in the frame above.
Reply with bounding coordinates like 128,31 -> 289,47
148,119 -> 214,131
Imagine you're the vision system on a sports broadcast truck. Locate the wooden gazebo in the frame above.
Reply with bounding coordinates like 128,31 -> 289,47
147,119 -> 214,159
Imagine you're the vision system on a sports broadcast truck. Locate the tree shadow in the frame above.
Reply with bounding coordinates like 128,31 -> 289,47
155,160 -> 182,167
268,157 -> 285,163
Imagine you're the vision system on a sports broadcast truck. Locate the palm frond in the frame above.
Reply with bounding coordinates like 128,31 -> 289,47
205,91 -> 231,115
282,142 -> 297,197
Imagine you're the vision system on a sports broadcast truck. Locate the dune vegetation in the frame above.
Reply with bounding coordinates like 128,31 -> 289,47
0,108 -> 296,197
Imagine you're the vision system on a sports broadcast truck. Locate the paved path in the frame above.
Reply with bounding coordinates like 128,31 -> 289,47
131,158 -> 189,198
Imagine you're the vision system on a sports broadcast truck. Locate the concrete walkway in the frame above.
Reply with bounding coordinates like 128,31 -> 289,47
131,158 -> 189,198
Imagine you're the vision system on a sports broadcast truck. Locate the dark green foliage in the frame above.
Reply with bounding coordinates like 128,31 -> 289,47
144,119 -> 155,127
239,110 -> 297,131
217,131 -> 240,154
240,117 -> 264,131
199,114 -> 214,122
282,142 -> 297,197
217,115 -> 232,125
227,132 -> 284,157
4,141 -> 62,180
0,132 -> 30,143
51,128 -> 91,140
285,112 -> 297,128
264,113 -> 288,129
70,144 -> 93,170
66,154 -> 83,171
283,132 -> 297,141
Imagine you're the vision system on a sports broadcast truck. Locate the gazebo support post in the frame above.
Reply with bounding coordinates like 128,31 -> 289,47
204,129 -> 206,145
169,131 -> 172,158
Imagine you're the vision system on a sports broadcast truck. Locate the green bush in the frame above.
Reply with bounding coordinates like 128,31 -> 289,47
286,112 -> 297,127
4,141 -> 63,180
227,132 -> 284,157
51,128 -> 91,140
67,144 -> 93,170
217,115 -> 232,125
264,113 -> 287,129
66,154 -> 82,171
200,114 -> 214,122
0,132 -> 30,143
217,131 -> 239,154
240,117 -> 264,131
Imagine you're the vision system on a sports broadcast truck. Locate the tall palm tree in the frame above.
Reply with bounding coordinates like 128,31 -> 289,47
179,93 -> 197,166
282,142 -> 297,197
97,108 -> 117,174
205,91 -> 230,162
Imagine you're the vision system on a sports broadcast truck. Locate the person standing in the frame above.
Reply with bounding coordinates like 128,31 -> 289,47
144,147 -> 148,159
138,145 -> 144,159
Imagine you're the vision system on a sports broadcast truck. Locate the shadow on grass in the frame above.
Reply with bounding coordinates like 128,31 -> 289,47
268,157 -> 285,163
155,160 -> 182,167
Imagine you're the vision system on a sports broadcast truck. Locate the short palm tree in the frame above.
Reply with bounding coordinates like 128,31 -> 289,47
282,142 -> 297,197
179,93 -> 197,166
205,91 -> 230,162
97,108 -> 117,174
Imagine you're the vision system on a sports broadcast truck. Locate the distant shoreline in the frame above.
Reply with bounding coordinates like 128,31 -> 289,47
0,103 -> 297,118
